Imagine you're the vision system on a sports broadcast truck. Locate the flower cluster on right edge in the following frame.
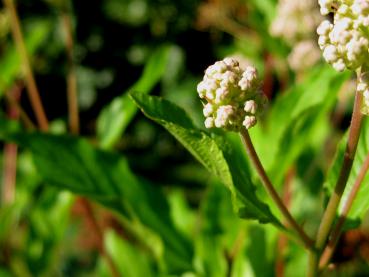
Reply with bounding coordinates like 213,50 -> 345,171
317,0 -> 369,114
197,58 -> 267,131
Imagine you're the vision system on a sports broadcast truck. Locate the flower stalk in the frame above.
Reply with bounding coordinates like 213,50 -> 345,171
319,151 -> 369,270
240,129 -> 314,249
310,80 -> 364,275
315,81 -> 363,250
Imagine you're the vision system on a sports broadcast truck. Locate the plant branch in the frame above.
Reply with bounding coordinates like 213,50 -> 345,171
240,129 -> 314,249
2,84 -> 22,205
315,86 -> 363,251
310,79 -> 364,275
60,16 -> 116,272
78,198 -> 120,277
4,89 -> 36,130
61,9 -> 79,134
319,151 -> 369,270
3,0 -> 48,131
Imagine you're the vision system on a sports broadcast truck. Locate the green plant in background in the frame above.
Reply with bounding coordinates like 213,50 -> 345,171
1,0 -> 369,276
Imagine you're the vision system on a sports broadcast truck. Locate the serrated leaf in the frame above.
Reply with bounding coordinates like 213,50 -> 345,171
97,45 -> 171,149
130,92 -> 282,227
325,118 -> 369,226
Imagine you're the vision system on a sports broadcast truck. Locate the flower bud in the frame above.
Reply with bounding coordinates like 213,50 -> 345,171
317,0 -> 369,71
197,58 -> 267,131
270,0 -> 323,45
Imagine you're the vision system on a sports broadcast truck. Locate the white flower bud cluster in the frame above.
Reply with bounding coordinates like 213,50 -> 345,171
288,40 -> 322,71
270,0 -> 323,44
317,0 -> 369,71
357,70 -> 369,114
197,58 -> 267,131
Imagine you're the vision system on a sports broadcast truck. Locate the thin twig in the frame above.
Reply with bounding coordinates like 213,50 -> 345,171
1,85 -> 22,204
61,10 -> 79,134
319,151 -> 369,270
3,0 -> 48,131
59,8 -> 117,274
240,129 -> 314,249
4,89 -> 36,130
78,198 -> 120,277
2,143 -> 17,204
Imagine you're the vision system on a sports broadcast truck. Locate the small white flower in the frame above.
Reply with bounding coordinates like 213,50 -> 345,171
317,20 -> 333,36
352,0 -> 369,15
332,59 -> 346,71
323,45 -> 339,63
318,0 -> 337,15
244,100 -> 257,114
204,117 -> 215,128
243,116 -> 257,129
215,105 -> 234,128
203,103 -> 214,117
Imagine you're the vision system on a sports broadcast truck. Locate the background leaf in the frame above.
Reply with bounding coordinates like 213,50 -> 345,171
0,131 -> 193,273
97,45 -> 171,149
252,66 -> 350,186
103,230 -> 155,277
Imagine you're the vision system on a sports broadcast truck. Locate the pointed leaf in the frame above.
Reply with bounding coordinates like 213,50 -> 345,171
130,92 -> 282,227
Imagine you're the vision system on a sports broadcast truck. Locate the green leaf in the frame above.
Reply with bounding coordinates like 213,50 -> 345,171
97,45 -> 171,149
0,132 -> 193,273
246,225 -> 274,277
247,0 -> 276,25
0,20 -> 51,94
104,230 -> 155,277
130,92 -> 282,227
325,118 -> 369,225
195,184 -> 242,277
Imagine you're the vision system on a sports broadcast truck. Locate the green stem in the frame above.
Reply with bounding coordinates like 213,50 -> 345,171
319,151 -> 369,270
312,78 -> 364,274
308,75 -> 363,277
307,251 -> 319,277
240,129 -> 314,249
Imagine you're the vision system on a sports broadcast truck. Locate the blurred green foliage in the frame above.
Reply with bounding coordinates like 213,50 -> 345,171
0,0 -> 369,276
